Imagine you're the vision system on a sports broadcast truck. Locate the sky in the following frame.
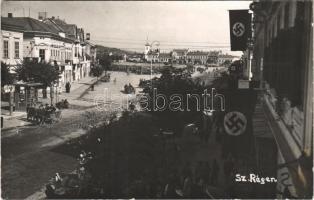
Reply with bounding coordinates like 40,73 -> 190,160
2,1 -> 251,55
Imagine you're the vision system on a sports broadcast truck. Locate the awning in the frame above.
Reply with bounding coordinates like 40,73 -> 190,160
14,80 -> 43,87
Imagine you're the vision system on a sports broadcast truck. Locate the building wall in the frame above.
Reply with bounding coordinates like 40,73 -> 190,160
252,1 -> 313,197
23,36 -> 74,63
1,30 -> 23,67
187,54 -> 208,64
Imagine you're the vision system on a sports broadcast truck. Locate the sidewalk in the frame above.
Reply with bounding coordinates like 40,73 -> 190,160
1,111 -> 31,131
1,75 -> 101,132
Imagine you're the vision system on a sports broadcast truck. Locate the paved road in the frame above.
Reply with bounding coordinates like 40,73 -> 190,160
1,72 -> 154,199
1,70 -> 220,199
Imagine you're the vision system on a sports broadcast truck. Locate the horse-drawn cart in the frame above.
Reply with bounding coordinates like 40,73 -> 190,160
27,105 -> 62,124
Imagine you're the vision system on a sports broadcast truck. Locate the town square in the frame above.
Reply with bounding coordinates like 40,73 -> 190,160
1,1 -> 313,199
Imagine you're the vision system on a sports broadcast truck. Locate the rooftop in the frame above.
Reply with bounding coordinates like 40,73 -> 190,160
187,51 -> 209,56
159,53 -> 171,58
172,49 -> 189,53
1,17 -> 59,34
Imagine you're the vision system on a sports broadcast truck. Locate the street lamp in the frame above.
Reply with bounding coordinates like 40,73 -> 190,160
149,41 -> 160,87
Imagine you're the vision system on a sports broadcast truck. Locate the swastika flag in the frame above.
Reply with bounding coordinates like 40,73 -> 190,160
229,10 -> 251,51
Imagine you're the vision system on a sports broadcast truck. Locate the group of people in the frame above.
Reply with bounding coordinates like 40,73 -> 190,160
27,103 -> 58,124
124,83 -> 135,94
56,99 -> 69,109
146,158 -> 222,198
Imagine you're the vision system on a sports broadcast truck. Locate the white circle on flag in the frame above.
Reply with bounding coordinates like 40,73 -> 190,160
232,22 -> 245,37
224,111 -> 247,136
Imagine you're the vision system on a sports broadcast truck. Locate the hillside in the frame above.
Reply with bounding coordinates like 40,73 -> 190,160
95,45 -> 141,57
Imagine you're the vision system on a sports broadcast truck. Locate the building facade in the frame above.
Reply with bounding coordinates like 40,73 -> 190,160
1,28 -> 24,71
2,13 -> 96,93
171,49 -> 188,64
146,51 -> 159,63
217,54 -> 235,66
158,52 -> 171,63
250,1 -> 312,198
186,51 -> 209,65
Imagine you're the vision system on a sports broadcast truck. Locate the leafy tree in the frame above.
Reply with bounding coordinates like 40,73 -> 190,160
142,66 -> 205,133
1,62 -> 14,87
15,60 -> 61,98
90,65 -> 103,79
222,60 -> 232,66
98,54 -> 112,72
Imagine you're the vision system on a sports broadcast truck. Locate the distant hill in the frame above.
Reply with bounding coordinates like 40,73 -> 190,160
95,45 -> 141,57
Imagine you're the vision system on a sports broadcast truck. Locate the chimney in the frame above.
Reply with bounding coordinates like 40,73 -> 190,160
8,13 -> 13,18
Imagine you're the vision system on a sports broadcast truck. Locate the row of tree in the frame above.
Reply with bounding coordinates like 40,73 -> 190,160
90,53 -> 113,78
1,61 -> 60,98
2,52 -> 113,95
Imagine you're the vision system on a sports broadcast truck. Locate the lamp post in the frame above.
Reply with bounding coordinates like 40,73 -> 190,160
149,41 -> 160,87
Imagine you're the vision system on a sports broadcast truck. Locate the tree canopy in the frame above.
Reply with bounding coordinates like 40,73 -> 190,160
98,54 -> 113,71
141,66 -> 206,132
14,60 -> 60,87
1,62 -> 14,87
90,65 -> 103,78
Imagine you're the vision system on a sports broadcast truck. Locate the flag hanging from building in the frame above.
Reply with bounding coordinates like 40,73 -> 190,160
229,10 -> 251,51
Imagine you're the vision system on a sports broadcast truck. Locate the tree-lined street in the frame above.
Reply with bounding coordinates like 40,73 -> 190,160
2,1 -> 313,199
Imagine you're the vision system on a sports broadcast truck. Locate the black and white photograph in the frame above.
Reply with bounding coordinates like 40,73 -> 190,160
1,0 -> 313,199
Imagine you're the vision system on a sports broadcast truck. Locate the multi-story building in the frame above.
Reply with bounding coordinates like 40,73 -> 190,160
250,1 -> 312,198
85,41 -> 97,67
217,54 -> 236,66
171,49 -> 188,64
158,52 -> 171,63
2,14 -> 75,87
186,51 -> 209,65
1,14 -> 24,73
45,17 -> 91,82
146,51 -> 159,63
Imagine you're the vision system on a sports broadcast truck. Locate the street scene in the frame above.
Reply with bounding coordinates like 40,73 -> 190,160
1,1 -> 313,199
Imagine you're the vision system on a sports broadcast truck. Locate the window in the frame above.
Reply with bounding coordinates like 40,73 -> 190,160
14,41 -> 19,58
75,47 -> 78,57
51,49 -> 53,58
3,40 -> 9,58
39,49 -> 45,61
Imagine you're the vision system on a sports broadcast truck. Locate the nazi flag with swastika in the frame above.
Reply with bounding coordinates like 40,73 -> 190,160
229,10 -> 251,51
224,111 -> 247,136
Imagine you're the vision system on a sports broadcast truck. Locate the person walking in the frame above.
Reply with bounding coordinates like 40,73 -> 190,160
65,82 -> 71,93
